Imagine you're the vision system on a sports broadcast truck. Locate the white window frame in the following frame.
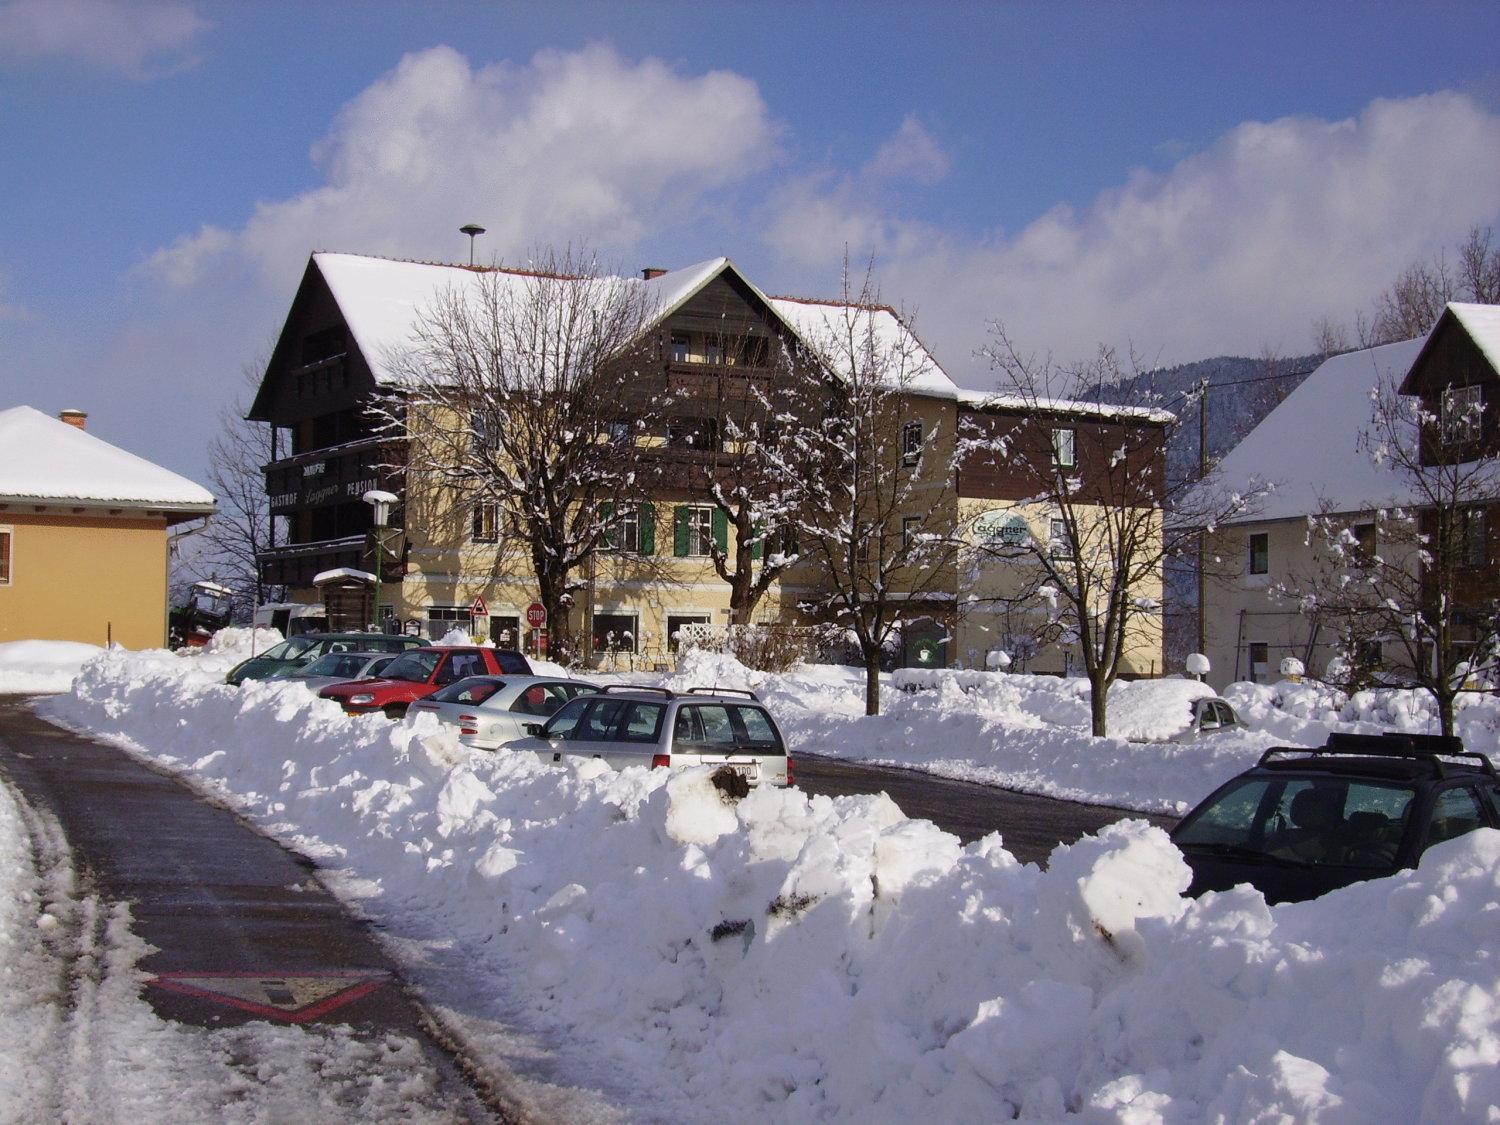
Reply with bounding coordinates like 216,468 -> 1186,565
1051,427 -> 1076,469
472,500 -> 500,543
1049,517 -> 1072,560
902,515 -> 922,552
686,505 -> 714,557
0,525 -> 11,586
607,504 -> 641,554
1441,384 -> 1482,444
593,611 -> 640,653
901,420 -> 923,467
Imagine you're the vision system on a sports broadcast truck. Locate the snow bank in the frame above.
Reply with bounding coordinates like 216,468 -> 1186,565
201,625 -> 282,657
0,640 -> 102,694
39,651 -> 1500,1121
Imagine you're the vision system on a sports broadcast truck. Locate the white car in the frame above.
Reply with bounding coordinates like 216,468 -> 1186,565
405,674 -> 598,750
506,686 -> 792,788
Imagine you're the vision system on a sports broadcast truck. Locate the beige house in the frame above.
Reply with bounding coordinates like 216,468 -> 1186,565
1199,337 -> 1428,685
250,253 -> 1166,673
0,406 -> 216,649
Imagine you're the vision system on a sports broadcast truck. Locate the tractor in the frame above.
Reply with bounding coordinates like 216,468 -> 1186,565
168,580 -> 234,649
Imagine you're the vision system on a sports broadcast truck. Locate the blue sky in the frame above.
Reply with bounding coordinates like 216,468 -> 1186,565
4,0 -> 1500,484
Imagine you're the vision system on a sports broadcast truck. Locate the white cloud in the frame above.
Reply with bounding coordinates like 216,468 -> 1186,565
862,115 -> 950,185
0,0 -> 208,77
148,43 -> 776,290
765,92 -> 1500,379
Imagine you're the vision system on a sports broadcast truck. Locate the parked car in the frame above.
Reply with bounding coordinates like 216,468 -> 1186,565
1111,678 -> 1243,743
225,632 -> 423,685
318,646 -> 532,718
506,686 -> 792,788
1171,732 -> 1499,904
405,675 -> 599,749
268,651 -> 396,692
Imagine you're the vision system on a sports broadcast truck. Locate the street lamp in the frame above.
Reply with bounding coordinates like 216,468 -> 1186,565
364,489 -> 397,631
460,223 -> 486,267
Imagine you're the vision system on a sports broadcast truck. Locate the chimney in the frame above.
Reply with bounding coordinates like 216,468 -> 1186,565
59,409 -> 87,431
641,267 -> 667,280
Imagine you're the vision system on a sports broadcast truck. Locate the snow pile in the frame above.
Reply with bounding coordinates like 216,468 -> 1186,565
201,626 -> 282,657
0,640 -> 102,694
39,652 -> 1500,1121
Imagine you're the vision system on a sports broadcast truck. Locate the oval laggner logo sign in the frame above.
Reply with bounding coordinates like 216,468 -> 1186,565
971,510 -> 1031,548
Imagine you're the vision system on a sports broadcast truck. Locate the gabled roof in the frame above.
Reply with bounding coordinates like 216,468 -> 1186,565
1398,302 -> 1500,394
302,252 -> 966,397
0,406 -> 216,514
1201,337 -> 1425,525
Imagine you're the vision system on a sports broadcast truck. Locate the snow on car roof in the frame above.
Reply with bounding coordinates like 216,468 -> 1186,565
0,405 -> 216,510
1189,336 -> 1426,525
1107,677 -> 1218,741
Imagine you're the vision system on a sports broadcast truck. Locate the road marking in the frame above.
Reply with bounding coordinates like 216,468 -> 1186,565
148,970 -> 391,1023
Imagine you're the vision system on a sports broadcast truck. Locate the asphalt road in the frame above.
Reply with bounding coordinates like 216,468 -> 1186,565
0,697 -> 507,1122
795,755 -> 1177,865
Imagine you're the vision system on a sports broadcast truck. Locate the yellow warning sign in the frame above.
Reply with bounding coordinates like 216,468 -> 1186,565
149,970 -> 389,1023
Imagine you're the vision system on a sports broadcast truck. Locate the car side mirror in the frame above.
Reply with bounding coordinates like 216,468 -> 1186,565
524,722 -> 544,737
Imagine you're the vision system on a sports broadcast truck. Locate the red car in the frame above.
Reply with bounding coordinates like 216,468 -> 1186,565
319,646 -> 532,718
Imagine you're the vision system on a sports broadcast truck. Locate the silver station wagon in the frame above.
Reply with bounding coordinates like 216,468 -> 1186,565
508,686 -> 792,788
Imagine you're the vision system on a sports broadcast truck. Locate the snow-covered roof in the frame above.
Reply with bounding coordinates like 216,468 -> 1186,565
0,406 -> 216,513
309,253 -> 962,397
1447,302 -> 1500,373
313,567 -> 377,585
313,253 -> 735,385
766,296 -> 960,398
955,389 -> 1176,423
1202,337 -> 1426,525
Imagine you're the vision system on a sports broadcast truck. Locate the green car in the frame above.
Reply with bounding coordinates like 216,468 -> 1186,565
225,633 -> 424,685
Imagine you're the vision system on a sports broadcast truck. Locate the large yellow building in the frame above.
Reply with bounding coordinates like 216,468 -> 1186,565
0,406 -> 216,649
250,253 -> 1166,673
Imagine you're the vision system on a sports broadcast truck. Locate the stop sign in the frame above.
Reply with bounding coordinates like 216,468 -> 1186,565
525,602 -> 547,628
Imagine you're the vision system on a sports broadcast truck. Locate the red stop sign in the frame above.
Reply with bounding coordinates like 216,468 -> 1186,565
525,602 -> 547,628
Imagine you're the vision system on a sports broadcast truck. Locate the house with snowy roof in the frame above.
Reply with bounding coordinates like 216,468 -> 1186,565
0,406 -> 216,649
248,252 -> 1168,673
1200,302 -> 1500,686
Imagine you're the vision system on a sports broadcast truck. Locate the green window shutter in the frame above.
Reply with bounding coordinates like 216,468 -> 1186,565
673,506 -> 689,557
599,501 -> 614,550
750,519 -> 763,561
712,508 -> 728,555
639,503 -> 656,555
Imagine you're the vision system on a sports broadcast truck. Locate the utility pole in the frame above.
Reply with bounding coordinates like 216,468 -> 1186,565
1196,377 -> 1210,659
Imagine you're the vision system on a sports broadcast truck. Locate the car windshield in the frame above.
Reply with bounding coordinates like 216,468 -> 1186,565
430,677 -> 505,704
381,651 -> 441,683
297,652 -> 375,678
1174,774 -> 1417,869
260,637 -> 317,662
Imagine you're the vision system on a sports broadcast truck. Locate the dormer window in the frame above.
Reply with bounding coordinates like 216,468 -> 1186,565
1440,384 -> 1482,444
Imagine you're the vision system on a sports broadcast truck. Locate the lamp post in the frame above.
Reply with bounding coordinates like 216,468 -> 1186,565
364,489 -> 397,631
460,223 -> 486,267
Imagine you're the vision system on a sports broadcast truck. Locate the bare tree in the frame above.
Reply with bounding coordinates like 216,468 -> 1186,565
774,262 -> 959,715
668,324 -> 805,624
182,361 -> 283,617
1314,225 -> 1499,352
378,249 -> 664,663
966,329 -> 1267,736
1459,225 -> 1500,305
1283,379 -> 1500,737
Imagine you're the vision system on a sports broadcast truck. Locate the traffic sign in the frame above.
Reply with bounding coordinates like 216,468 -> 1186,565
526,601 -> 547,628
470,595 -> 488,617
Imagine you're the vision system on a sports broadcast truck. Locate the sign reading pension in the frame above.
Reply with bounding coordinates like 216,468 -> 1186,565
971,510 -> 1032,549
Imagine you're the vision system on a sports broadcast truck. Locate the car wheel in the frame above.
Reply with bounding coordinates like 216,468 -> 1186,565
383,704 -> 406,720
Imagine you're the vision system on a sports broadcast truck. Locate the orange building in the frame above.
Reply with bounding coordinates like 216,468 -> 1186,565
0,406 -> 216,649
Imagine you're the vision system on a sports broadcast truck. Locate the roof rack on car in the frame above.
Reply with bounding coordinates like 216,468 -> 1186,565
685,687 -> 760,701
598,684 -> 675,697
1257,731 -> 1495,779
